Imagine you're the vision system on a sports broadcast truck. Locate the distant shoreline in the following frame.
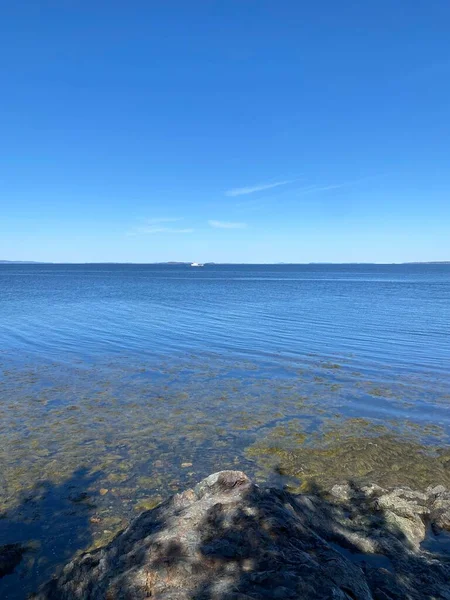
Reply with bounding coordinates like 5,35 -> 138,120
1,261 -> 449,266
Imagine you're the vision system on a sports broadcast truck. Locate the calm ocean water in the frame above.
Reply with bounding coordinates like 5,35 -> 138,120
1,263 -> 450,597
2,263 -> 450,368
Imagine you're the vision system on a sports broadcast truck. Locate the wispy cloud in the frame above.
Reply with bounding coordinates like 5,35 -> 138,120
208,220 -> 247,229
296,183 -> 351,195
225,180 -> 292,197
231,175 -> 381,213
296,176 -> 380,196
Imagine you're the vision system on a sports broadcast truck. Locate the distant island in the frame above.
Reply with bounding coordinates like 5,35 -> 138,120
0,260 -> 46,264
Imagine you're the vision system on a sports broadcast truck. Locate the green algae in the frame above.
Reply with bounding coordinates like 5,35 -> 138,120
107,473 -> 129,484
137,476 -> 157,488
1,353 -> 450,596
134,496 -> 163,512
246,418 -> 450,492
366,386 -> 394,398
87,515 -> 128,551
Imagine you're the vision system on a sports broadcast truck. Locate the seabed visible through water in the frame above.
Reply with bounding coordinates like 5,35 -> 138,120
1,351 -> 450,598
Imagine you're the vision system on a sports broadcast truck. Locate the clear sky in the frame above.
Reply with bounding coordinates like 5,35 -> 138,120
1,1 -> 449,263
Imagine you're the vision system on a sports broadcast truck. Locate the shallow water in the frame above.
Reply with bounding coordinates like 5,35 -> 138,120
1,263 -> 450,597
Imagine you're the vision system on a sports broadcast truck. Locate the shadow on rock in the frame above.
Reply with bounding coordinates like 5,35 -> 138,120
34,471 -> 450,600
0,467 -> 100,600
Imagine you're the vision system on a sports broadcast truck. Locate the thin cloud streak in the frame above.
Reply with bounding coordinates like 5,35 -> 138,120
232,175 -> 381,212
296,175 -> 381,196
296,183 -> 350,195
208,220 -> 247,229
225,180 -> 292,197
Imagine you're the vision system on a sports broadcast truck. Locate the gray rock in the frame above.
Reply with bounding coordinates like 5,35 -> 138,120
429,489 -> 450,531
360,483 -> 386,498
376,489 -> 430,519
331,483 -> 352,501
33,471 -> 450,600
383,510 -> 426,548
0,544 -> 26,579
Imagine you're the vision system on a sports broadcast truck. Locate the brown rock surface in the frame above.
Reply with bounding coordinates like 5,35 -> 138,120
34,471 -> 450,600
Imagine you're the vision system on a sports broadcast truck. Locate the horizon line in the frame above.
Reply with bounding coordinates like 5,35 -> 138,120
1,261 -> 449,266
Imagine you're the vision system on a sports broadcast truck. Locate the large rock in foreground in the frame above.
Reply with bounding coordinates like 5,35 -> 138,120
35,471 -> 450,600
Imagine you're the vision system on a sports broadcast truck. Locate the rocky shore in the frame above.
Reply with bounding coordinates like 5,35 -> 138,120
32,470 -> 450,600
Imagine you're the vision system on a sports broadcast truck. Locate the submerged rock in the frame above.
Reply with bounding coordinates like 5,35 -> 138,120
0,543 -> 26,579
34,471 -> 450,600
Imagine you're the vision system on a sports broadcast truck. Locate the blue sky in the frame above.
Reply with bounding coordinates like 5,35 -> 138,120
1,1 -> 449,263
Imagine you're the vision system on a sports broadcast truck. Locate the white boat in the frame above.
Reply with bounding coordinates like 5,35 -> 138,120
190,262 -> 204,267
